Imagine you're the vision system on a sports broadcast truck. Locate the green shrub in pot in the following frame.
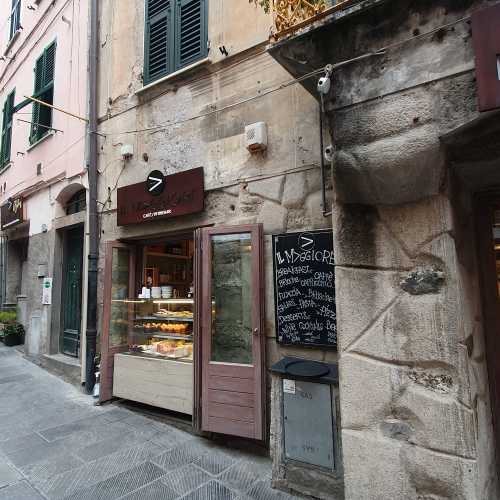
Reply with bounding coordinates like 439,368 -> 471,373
2,322 -> 24,346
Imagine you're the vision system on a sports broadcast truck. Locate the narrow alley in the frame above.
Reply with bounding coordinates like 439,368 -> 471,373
0,346 -> 296,500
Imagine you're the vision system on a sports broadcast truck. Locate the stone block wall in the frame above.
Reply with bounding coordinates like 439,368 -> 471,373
332,192 -> 498,499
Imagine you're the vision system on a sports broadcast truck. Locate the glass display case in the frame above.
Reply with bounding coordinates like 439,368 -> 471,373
115,298 -> 194,362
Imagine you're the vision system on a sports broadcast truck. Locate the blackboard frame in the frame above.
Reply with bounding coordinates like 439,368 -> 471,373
272,229 -> 337,349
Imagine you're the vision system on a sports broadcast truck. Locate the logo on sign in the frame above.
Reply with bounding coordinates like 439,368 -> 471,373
298,233 -> 315,251
146,170 -> 165,196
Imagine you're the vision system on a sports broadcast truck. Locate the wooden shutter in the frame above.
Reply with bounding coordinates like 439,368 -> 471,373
30,55 -> 44,142
144,0 -> 172,84
472,4 -> 500,111
176,0 -> 207,70
30,42 -> 56,143
0,91 -> 14,166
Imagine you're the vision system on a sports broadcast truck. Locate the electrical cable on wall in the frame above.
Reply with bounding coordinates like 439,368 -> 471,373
98,14 -> 473,138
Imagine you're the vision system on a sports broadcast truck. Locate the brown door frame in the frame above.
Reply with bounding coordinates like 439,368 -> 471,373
475,192 -> 500,472
200,224 -> 265,441
100,241 -> 136,403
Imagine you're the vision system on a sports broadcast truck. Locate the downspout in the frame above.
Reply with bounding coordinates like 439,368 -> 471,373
85,0 -> 99,394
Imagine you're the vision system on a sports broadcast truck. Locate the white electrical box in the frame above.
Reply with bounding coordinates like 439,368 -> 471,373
245,122 -> 267,153
120,144 -> 134,159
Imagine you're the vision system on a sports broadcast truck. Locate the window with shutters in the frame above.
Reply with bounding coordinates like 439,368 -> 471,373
9,0 -> 21,41
0,90 -> 15,168
144,0 -> 207,85
30,41 -> 56,144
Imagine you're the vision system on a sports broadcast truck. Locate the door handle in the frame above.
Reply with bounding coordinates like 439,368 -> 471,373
253,328 -> 259,336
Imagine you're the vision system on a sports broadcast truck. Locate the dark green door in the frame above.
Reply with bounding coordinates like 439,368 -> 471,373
61,227 -> 84,357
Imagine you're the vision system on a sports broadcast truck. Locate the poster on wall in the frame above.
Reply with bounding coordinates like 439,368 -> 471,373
272,230 -> 337,348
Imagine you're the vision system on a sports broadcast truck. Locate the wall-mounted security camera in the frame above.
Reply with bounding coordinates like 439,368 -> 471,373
324,144 -> 335,163
317,76 -> 331,95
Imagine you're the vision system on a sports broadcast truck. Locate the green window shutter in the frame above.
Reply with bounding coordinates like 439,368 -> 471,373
175,0 -> 207,70
144,0 -> 172,84
0,91 -> 15,166
30,55 -> 44,143
30,41 -> 56,144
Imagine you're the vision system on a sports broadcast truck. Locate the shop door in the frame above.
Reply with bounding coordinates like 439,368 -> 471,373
200,225 -> 265,440
100,242 -> 135,403
61,227 -> 84,357
476,196 -> 500,472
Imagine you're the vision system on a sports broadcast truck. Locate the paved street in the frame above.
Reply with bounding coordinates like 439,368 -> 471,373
0,346 -> 298,500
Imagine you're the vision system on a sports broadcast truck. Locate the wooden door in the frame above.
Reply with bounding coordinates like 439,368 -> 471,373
61,226 -> 84,357
100,241 -> 135,403
200,225 -> 265,440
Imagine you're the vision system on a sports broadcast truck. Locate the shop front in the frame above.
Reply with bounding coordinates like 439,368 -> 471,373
99,168 -> 265,441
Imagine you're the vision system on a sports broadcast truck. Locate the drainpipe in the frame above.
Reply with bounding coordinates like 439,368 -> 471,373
85,0 -> 99,394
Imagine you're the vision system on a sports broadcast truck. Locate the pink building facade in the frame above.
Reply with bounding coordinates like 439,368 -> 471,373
0,0 -> 90,382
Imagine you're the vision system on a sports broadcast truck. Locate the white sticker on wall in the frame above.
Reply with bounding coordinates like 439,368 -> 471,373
42,278 -> 53,305
283,379 -> 296,394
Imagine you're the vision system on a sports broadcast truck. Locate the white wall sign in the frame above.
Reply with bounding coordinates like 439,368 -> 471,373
283,379 -> 296,394
42,278 -> 53,305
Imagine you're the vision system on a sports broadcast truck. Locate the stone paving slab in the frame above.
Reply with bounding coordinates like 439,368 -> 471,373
0,462 -> 22,488
0,345 -> 302,499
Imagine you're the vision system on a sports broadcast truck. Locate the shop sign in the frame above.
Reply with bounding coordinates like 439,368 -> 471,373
1,197 -> 24,230
117,167 -> 204,226
42,277 -> 53,305
272,230 -> 337,348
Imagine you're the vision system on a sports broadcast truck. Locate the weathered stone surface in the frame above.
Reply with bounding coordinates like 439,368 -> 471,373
341,431 -> 409,500
342,420 -> 477,500
333,203 -> 413,269
335,267 -> 401,351
378,195 -> 453,256
304,190 -> 333,229
258,201 -> 287,234
400,268 -> 445,295
282,172 -> 307,209
335,125 -> 445,205
247,176 -> 285,203
341,351 -> 476,457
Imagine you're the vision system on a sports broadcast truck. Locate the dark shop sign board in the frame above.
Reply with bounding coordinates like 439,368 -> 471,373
273,230 -> 337,349
1,197 -> 24,230
117,167 -> 205,226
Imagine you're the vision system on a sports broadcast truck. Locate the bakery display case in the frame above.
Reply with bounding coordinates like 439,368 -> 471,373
111,239 -> 196,416
127,298 -> 194,362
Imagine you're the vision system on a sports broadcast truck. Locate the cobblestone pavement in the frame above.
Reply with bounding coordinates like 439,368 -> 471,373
0,346 -> 299,500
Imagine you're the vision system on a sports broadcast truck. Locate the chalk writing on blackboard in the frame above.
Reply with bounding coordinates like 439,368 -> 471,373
273,230 -> 336,348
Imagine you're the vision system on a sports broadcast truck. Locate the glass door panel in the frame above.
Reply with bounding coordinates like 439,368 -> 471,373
211,233 -> 252,364
201,225 -> 265,440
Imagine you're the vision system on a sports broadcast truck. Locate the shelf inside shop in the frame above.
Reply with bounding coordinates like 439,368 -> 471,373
149,334 -> 193,341
146,252 -> 190,260
135,316 -> 193,322
123,351 -> 193,362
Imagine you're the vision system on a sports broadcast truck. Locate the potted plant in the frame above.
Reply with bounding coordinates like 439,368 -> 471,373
0,311 -> 23,346
2,322 -> 25,347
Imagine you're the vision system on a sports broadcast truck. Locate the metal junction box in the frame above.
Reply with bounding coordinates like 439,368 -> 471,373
283,378 -> 336,469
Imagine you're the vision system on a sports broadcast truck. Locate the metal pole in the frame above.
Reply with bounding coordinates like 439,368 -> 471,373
85,0 -> 99,394
319,103 -> 329,218
22,95 -> 88,122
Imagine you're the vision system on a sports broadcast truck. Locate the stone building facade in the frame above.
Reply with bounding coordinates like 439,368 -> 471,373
270,0 -> 500,498
0,0 -> 90,382
93,0 -> 500,499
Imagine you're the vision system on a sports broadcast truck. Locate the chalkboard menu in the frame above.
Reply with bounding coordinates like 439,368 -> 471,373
273,230 -> 336,348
